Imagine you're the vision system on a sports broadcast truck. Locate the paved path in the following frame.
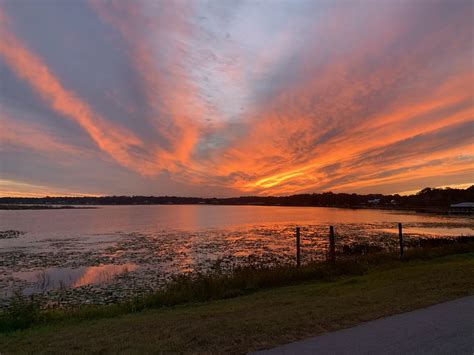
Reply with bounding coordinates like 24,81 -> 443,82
255,296 -> 473,354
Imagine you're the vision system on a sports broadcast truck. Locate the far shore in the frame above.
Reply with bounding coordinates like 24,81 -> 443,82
0,204 -> 97,210
1,186 -> 472,214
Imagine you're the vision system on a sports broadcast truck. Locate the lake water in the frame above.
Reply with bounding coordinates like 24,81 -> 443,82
0,205 -> 472,305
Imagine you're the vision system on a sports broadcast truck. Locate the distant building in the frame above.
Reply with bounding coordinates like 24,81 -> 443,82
368,198 -> 381,204
449,202 -> 474,214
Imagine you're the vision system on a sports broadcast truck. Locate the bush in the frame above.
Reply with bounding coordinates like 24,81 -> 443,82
0,292 -> 42,332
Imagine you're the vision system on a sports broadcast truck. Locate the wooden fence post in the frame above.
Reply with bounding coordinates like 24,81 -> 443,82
329,226 -> 336,262
296,227 -> 301,268
398,222 -> 404,258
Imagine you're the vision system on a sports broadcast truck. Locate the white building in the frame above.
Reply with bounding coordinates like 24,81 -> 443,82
450,202 -> 474,214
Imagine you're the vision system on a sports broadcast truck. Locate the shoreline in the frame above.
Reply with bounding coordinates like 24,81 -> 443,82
0,205 -> 97,210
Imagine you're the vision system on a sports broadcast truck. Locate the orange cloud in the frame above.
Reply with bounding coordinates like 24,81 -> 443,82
0,179 -> 103,197
195,4 -> 474,195
0,10 -> 155,175
90,0 -> 212,172
1,118 -> 74,154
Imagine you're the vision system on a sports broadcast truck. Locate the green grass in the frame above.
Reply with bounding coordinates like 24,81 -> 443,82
1,249 -> 473,354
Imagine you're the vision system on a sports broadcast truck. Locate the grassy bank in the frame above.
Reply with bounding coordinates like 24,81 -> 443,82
1,246 -> 473,353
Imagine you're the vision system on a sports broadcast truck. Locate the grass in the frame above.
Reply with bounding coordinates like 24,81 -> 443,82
0,246 -> 473,353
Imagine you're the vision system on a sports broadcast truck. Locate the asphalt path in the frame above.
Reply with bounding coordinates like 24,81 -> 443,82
255,296 -> 473,354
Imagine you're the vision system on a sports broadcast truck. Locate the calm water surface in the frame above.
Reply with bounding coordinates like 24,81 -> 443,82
0,205 -> 472,303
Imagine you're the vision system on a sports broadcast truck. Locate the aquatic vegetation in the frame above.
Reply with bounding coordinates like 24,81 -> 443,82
1,224 -> 473,307
0,230 -> 24,239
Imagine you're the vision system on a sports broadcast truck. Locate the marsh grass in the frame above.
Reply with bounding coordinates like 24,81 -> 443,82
0,292 -> 42,331
1,242 -> 472,333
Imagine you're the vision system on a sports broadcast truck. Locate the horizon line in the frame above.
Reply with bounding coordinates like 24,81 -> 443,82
1,184 -> 472,200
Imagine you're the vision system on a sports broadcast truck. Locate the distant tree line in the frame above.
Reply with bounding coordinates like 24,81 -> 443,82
1,186 -> 472,210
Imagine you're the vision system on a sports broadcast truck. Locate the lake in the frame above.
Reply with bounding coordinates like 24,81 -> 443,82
1,205 -> 472,305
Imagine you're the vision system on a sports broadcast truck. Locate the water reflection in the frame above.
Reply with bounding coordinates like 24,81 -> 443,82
2,205 -> 472,243
1,206 -> 473,302
380,227 -> 474,237
13,263 -> 137,294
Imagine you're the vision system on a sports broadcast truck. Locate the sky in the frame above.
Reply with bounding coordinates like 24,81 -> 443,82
0,0 -> 473,197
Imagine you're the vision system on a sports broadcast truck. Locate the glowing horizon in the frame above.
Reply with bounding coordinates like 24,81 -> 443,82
1,0 -> 473,197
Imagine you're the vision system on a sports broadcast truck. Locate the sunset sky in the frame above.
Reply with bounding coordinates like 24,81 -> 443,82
0,0 -> 473,197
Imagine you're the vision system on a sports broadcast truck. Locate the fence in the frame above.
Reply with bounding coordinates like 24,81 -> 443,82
293,222 -> 472,267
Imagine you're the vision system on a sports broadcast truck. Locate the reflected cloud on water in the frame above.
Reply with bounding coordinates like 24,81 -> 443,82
11,263 -> 137,295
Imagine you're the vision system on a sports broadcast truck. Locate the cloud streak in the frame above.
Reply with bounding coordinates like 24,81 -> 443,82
0,9 -> 155,175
